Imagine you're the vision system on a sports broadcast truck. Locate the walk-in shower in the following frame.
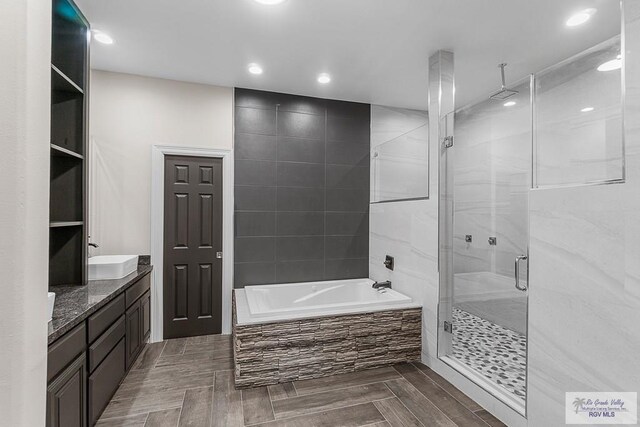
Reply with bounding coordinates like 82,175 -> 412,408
437,32 -> 624,415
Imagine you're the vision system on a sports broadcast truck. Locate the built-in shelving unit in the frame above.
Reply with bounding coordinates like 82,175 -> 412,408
49,0 -> 89,286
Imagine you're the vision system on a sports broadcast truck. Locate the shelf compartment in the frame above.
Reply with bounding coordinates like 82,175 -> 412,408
50,221 -> 84,228
50,156 -> 83,223
50,226 -> 84,286
51,143 -> 84,160
52,64 -> 84,95
52,0 -> 88,90
51,66 -> 84,156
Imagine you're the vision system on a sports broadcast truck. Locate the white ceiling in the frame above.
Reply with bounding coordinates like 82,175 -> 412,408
76,0 -> 620,110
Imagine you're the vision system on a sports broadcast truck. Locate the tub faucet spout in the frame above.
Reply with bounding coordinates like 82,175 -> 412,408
372,280 -> 392,290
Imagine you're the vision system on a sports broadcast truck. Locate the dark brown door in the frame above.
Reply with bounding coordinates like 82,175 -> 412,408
163,155 -> 223,338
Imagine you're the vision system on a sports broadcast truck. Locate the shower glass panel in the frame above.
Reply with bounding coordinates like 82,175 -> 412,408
439,78 -> 532,412
535,37 -> 623,188
371,106 -> 429,202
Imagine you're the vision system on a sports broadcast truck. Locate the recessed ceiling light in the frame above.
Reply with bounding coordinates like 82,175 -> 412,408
504,101 -> 516,107
253,0 -> 287,4
317,73 -> 331,84
248,63 -> 263,75
566,8 -> 597,27
581,107 -> 595,112
92,30 -> 114,45
598,55 -> 622,72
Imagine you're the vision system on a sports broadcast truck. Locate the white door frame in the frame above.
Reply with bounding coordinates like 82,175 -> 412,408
150,145 -> 234,342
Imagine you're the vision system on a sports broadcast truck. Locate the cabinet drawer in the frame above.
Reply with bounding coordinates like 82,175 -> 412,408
88,315 -> 125,372
125,273 -> 150,308
48,323 -> 86,382
87,293 -> 125,343
88,339 -> 125,426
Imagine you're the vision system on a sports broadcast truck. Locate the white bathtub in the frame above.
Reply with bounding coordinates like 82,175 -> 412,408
234,278 -> 420,325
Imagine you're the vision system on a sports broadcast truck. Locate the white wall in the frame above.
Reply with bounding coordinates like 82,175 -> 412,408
0,0 -> 50,425
88,70 -> 233,255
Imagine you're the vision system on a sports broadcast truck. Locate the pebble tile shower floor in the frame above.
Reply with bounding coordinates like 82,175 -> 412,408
96,334 -> 506,426
452,307 -> 527,400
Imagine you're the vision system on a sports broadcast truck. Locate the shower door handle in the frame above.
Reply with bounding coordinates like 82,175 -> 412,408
514,255 -> 528,291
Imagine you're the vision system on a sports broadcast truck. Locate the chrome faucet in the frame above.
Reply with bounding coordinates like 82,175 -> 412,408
372,280 -> 392,290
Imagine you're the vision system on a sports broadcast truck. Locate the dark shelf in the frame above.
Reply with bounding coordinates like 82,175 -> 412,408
50,226 -> 84,286
52,64 -> 84,95
50,0 -> 88,288
50,221 -> 84,228
51,66 -> 84,155
51,143 -> 84,159
52,0 -> 88,90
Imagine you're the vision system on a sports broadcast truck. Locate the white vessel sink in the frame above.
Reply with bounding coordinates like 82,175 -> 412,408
89,255 -> 139,280
48,292 -> 56,322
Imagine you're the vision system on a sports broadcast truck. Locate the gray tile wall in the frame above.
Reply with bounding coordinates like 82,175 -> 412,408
234,88 -> 370,287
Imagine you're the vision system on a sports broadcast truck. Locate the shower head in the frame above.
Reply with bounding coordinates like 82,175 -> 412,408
490,63 -> 518,100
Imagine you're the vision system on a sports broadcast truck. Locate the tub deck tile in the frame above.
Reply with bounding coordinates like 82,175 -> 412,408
233,306 -> 422,388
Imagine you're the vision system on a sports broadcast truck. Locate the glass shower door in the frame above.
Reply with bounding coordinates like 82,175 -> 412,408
439,78 -> 532,412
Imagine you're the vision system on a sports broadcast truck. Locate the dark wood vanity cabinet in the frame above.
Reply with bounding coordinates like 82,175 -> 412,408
125,297 -> 142,368
47,272 -> 152,426
126,290 -> 151,369
47,354 -> 87,427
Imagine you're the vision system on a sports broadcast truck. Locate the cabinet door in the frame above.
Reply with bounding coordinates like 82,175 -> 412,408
46,353 -> 87,427
141,291 -> 151,341
125,300 -> 142,369
88,339 -> 126,425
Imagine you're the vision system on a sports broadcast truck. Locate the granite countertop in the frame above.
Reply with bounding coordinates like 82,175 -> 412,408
48,261 -> 153,345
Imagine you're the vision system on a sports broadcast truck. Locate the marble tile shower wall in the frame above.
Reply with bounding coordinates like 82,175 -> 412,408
233,89 -> 370,287
527,5 -> 640,425
369,105 -> 432,305
453,83 -> 530,280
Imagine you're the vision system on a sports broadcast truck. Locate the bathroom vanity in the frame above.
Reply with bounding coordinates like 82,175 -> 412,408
47,265 -> 152,427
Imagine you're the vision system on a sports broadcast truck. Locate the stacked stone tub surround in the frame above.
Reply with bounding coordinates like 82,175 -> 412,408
233,289 -> 421,388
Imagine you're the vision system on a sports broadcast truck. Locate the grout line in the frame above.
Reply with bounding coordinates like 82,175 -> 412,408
175,389 -> 187,427
379,382 -> 426,427
208,371 -> 216,427
323,107 -> 328,280
265,384 -> 277,422
240,383 -> 247,426
273,103 -> 279,284
370,397 -> 394,427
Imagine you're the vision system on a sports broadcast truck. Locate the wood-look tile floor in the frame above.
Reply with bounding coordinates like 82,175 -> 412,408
97,334 -> 506,427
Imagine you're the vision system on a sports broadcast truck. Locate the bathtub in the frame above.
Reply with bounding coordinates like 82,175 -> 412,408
234,278 -> 419,325
233,278 -> 422,387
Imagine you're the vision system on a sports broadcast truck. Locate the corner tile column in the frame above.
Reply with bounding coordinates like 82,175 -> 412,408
428,50 -> 455,358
